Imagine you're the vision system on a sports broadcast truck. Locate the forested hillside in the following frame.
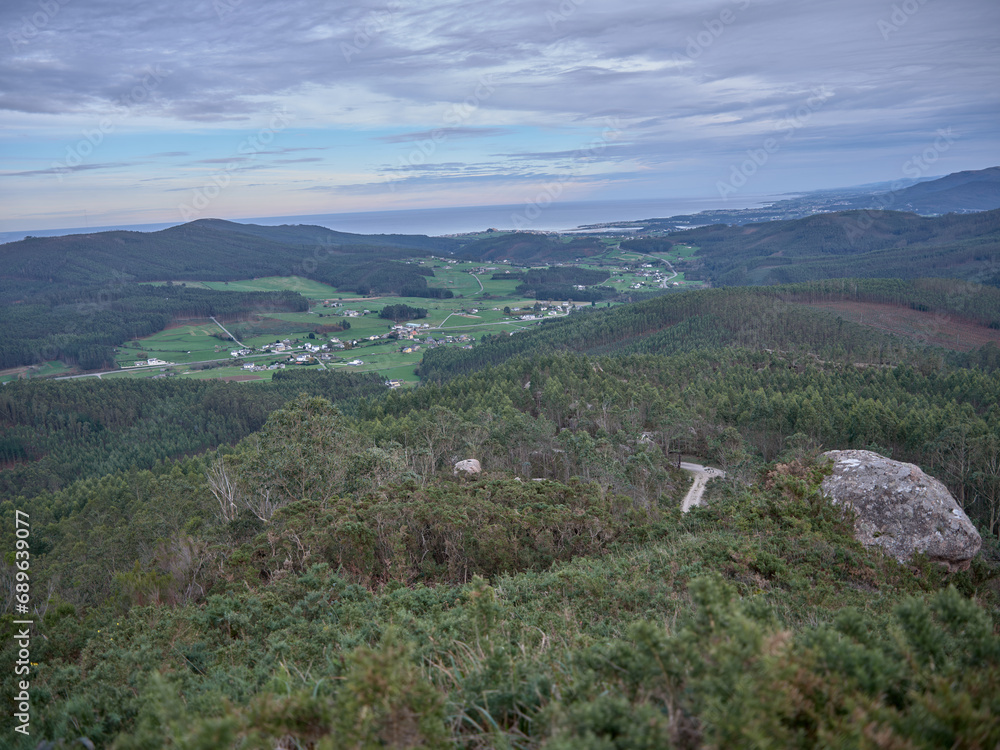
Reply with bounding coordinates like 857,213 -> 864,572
0,370 -> 387,498
3,235 -> 1000,747
419,278 -> 1000,381
654,208 -> 1000,286
0,219 -> 456,296
2,346 -> 999,747
0,219 -> 460,371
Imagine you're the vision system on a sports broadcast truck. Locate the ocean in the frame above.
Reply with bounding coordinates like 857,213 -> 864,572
1,196 -> 776,243
244,196 -> 774,236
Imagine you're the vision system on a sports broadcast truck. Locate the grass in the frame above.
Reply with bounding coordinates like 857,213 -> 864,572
183,366 -> 273,381
151,276 -> 342,299
108,252 -> 690,384
0,360 -> 73,383
115,322 -> 228,366
380,363 -> 420,384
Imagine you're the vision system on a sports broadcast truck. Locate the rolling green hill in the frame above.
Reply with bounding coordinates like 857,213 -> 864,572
0,219 -> 459,300
0,220 -> 464,370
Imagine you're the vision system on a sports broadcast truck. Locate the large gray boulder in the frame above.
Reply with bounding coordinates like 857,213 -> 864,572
453,459 -> 482,477
820,449 -> 981,572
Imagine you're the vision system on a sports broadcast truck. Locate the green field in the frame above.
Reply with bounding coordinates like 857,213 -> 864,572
158,276 -> 342,299
114,322 -> 229,367
0,360 -> 73,383
102,248 -> 702,384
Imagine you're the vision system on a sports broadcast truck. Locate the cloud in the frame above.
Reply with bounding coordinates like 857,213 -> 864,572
376,127 -> 513,143
0,0 -> 997,228
503,144 -> 634,163
5,162 -> 140,177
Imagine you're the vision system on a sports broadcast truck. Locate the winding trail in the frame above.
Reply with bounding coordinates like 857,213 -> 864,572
659,261 -> 679,287
680,462 -> 726,512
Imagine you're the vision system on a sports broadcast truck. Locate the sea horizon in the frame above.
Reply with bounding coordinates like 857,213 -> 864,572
0,195 -> 778,245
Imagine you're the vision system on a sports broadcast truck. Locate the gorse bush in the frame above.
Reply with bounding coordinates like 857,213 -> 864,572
269,476 -> 660,587
3,344 -> 999,746
3,447 -> 997,748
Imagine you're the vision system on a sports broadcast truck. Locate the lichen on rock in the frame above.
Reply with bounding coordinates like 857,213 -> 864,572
820,449 -> 981,572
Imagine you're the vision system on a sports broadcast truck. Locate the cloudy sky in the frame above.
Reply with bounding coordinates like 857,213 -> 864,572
1,0 -> 997,232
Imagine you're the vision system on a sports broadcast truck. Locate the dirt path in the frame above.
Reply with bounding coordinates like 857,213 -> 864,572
680,462 -> 725,512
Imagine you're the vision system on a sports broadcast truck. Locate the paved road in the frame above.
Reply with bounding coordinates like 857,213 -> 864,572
680,462 -> 726,512
435,314 -> 567,331
435,311 -> 457,329
659,261 -> 679,287
54,353 -> 278,380
210,316 -> 245,347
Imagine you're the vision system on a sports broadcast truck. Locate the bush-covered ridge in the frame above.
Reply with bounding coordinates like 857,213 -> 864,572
2,437 -> 997,748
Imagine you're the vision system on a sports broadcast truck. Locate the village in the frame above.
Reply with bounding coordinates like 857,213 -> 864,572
217,319 -> 478,376
84,245 -> 702,387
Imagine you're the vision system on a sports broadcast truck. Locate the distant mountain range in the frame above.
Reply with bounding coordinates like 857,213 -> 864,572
5,204 -> 1000,306
630,166 -> 1000,229
0,219 -> 609,303
843,167 -> 1000,214
640,208 -> 1000,287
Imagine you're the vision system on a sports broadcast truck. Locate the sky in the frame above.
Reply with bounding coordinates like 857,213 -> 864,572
1,0 -> 998,233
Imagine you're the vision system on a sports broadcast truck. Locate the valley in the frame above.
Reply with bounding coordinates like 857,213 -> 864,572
4,246 -> 708,385
4,1 -> 999,743
2,177 -> 1000,750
